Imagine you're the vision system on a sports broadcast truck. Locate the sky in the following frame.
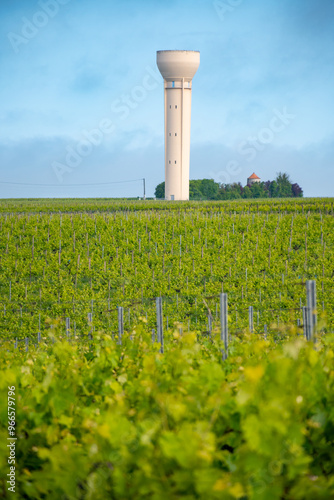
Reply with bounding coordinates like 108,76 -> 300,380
0,0 -> 333,199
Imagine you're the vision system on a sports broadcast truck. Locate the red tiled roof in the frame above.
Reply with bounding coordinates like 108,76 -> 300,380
248,173 -> 260,179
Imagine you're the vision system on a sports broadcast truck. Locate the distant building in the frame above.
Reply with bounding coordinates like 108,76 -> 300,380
247,173 -> 261,186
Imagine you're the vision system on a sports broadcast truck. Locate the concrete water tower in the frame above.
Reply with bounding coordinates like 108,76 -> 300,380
157,50 -> 200,201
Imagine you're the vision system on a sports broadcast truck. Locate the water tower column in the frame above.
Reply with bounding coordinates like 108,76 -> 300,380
165,79 -> 183,200
180,79 -> 192,200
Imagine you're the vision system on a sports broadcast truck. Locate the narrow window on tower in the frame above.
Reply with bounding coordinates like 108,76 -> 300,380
175,133 -> 177,136
175,105 -> 177,109
175,160 -> 177,164
169,133 -> 171,136
169,160 -> 171,164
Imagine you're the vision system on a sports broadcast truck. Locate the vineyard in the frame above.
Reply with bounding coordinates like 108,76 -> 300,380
0,197 -> 334,499
0,198 -> 333,337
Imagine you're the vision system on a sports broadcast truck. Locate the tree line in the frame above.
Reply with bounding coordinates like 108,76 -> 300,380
155,172 -> 303,200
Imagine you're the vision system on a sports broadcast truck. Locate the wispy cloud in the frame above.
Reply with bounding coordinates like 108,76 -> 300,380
0,0 -> 333,197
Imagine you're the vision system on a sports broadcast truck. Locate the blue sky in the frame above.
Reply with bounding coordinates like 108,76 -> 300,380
0,0 -> 333,198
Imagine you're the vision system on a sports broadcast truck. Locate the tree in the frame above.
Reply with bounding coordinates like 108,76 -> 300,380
292,183 -> 303,197
198,179 -> 219,199
189,181 -> 203,200
154,179 -> 220,200
249,182 -> 268,198
154,174 -> 303,200
263,181 -> 271,196
155,182 -> 165,199
269,180 -> 278,198
243,185 -> 252,198
276,172 -> 292,197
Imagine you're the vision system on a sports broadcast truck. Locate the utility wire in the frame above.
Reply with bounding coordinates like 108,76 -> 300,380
0,178 -> 144,187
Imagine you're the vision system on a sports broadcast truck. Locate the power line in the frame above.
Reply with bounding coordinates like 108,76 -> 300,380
0,178 -> 144,187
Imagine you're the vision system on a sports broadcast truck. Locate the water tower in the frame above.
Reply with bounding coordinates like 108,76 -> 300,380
157,50 -> 200,201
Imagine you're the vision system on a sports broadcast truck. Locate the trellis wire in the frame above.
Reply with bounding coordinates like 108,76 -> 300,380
0,281 -> 321,351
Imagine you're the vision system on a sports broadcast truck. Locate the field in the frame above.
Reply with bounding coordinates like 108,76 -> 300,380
0,198 -> 334,337
0,198 -> 334,499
